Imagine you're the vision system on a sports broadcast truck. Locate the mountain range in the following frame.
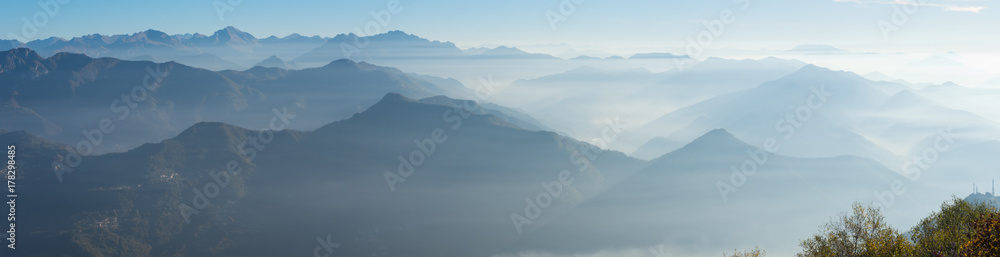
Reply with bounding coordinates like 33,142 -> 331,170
0,48 -> 477,152
2,93 -> 643,256
3,28 -> 576,71
2,97 -> 950,256
2,29 -> 997,257
623,64 -> 1000,181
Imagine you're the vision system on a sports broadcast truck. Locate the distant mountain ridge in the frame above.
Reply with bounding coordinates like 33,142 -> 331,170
628,65 -> 905,167
13,27 -> 321,70
292,31 -> 562,66
4,28 -> 580,71
0,48 -> 476,152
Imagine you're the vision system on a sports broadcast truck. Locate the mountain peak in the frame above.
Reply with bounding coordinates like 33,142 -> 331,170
125,29 -> 178,45
649,128 -> 757,162
209,26 -> 258,44
384,30 -> 409,36
2,47 -> 41,59
47,51 -> 94,63
317,59 -> 386,73
142,29 -> 166,34
216,26 -> 249,36
179,121 -> 245,133
487,46 -> 525,54
137,29 -> 169,38
687,129 -> 744,147
376,92 -> 415,105
1,39 -> 22,49
0,48 -> 49,74
880,90 -> 942,111
418,95 -> 467,105
797,64 -> 828,72
679,129 -> 752,152
475,46 -> 557,59
324,92 -> 433,129
782,64 -> 864,82
330,92 -> 527,135
364,30 -> 424,42
320,58 -> 365,69
254,55 -> 297,69
888,89 -> 920,99
172,121 -> 252,147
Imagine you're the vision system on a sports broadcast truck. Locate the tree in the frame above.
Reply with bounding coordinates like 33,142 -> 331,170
909,198 -> 998,256
797,202 -> 913,257
961,212 -> 1000,256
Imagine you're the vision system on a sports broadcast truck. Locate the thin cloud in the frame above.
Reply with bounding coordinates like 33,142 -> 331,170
833,0 -> 987,13
944,6 -> 986,12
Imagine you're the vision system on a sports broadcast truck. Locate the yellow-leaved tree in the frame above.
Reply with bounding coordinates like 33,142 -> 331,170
797,203 -> 913,257
909,198 -> 998,256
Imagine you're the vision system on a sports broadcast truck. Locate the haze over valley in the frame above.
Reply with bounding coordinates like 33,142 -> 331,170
2,1 -> 1000,256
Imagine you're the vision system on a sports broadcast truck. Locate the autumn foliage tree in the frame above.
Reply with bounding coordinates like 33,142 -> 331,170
909,198 -> 998,256
797,203 -> 913,257
962,211 -> 1000,256
794,198 -> 1000,257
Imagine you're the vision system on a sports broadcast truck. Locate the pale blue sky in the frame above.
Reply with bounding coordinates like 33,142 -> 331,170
1,0 -> 996,53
